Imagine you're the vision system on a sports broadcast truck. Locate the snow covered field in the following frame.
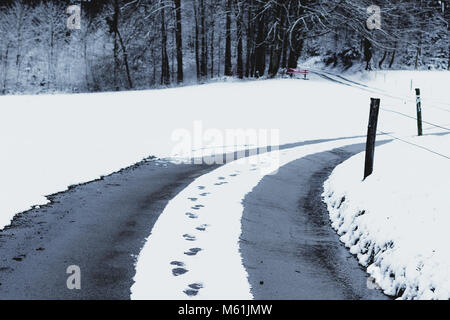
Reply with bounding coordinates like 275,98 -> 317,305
1,70 -> 449,301
0,76 -> 377,230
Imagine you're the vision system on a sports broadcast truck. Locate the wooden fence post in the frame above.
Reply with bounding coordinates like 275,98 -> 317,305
364,98 -> 381,180
415,88 -> 423,136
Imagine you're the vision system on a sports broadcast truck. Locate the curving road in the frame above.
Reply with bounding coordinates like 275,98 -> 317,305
0,139 -> 388,299
240,143 -> 388,300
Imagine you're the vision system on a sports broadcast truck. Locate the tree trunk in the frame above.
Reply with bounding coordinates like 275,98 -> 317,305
236,1 -> 244,79
363,38 -> 372,71
287,1 -> 304,69
389,50 -> 396,69
217,28 -> 222,77
83,33 -> 90,90
193,0 -> 200,80
160,6 -> 170,85
224,0 -> 233,76
280,26 -> 288,69
254,3 -> 266,77
210,5 -> 215,78
447,44 -> 450,70
2,43 -> 10,94
378,50 -> 387,69
415,37 -> 422,70
245,0 -> 253,77
268,2 -> 284,78
200,0 -> 208,78
174,0 -> 183,83
112,0 -> 120,90
116,30 -> 133,89
49,21 -> 55,89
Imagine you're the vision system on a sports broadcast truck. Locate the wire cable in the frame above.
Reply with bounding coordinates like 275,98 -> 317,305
380,107 -> 450,132
377,130 -> 450,160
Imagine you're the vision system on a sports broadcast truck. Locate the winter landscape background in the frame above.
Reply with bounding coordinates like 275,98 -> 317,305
0,0 -> 448,95
0,0 -> 450,301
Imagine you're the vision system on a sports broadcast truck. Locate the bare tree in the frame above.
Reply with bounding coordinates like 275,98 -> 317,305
224,0 -> 232,76
173,0 -> 183,83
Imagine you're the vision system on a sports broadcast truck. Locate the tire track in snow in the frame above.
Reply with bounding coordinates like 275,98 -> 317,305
130,136 -> 375,300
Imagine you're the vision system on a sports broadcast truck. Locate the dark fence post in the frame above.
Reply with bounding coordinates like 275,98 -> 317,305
364,98 -> 381,180
415,88 -> 423,136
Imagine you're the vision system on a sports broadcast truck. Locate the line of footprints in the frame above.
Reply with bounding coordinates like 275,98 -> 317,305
170,171 -> 240,297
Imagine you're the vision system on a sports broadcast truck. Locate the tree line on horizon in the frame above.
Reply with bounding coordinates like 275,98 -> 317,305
0,0 -> 448,94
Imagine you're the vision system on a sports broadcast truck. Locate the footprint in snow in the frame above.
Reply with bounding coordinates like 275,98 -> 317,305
191,204 -> 205,210
172,268 -> 188,277
198,186 -> 206,190
185,212 -> 198,219
12,254 -> 26,262
229,173 -> 238,177
183,234 -> 196,241
188,197 -> 198,202
214,181 -> 228,186
170,261 -> 185,267
218,177 -> 226,180
196,224 -> 209,232
184,248 -> 202,256
184,289 -> 198,297
199,192 -> 210,197
189,283 -> 203,290
183,283 -> 204,297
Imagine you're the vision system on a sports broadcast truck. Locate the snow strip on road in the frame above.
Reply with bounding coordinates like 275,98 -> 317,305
131,137 -> 374,300
323,134 -> 450,300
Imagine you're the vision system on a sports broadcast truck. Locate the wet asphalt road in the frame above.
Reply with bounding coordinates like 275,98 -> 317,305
0,139 -> 388,300
240,143 -> 389,300
0,159 -> 217,299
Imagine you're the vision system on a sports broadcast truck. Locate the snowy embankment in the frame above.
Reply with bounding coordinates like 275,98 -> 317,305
0,77 -> 377,230
323,133 -> 450,299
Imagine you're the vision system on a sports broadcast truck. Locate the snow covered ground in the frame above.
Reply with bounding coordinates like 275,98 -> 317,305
0,75 -> 379,230
1,69 -> 449,300
323,134 -> 450,300
320,70 -> 450,300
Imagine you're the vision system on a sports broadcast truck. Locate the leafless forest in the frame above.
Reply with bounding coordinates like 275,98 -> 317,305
0,0 -> 448,94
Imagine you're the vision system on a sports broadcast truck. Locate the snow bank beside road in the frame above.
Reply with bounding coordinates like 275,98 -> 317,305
323,134 -> 450,299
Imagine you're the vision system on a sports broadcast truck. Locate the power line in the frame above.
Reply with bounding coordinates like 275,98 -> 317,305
377,130 -> 450,160
380,107 -> 450,132
315,70 -> 450,113
312,70 -> 450,160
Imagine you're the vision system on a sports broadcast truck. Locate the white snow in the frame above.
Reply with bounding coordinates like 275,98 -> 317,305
323,72 -> 450,299
131,137 -> 368,300
321,70 -> 450,300
0,76 -> 379,230
323,136 -> 450,299
2,69 -> 449,300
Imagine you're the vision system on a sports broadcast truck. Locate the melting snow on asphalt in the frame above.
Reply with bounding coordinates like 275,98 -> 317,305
131,137 -> 369,300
